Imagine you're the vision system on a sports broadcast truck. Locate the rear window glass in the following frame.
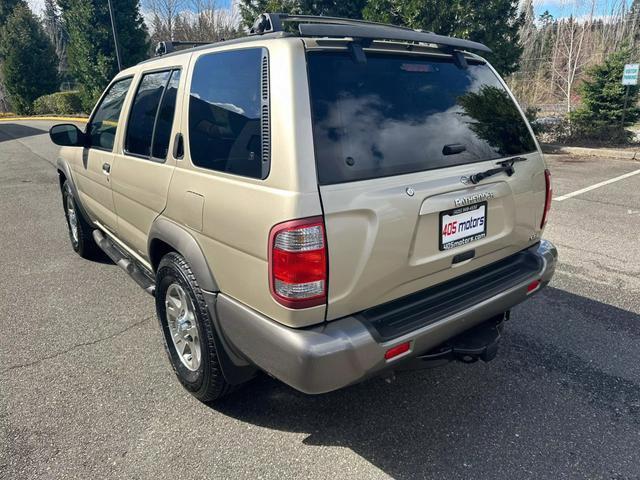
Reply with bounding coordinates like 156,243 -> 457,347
307,52 -> 536,185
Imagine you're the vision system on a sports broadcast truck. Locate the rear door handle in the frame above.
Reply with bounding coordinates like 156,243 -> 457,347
102,162 -> 111,174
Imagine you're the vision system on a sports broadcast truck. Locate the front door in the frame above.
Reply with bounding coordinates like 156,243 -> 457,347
73,77 -> 133,233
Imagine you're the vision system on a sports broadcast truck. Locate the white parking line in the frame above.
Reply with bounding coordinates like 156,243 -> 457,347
553,169 -> 640,202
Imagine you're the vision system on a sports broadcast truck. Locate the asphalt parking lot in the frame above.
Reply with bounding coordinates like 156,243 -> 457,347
1,120 -> 639,480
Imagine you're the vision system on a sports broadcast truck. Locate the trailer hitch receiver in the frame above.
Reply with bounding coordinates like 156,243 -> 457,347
398,313 -> 506,371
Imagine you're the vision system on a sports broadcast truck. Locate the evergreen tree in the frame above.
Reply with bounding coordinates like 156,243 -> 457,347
57,0 -> 148,110
0,0 -> 24,26
570,49 -> 640,143
0,3 -> 59,113
0,0 -> 26,111
297,0 -> 366,19
363,0 -> 523,75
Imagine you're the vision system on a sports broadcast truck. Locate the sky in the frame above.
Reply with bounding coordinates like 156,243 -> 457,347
26,0 -> 635,21
26,0 -> 234,14
534,0 -> 632,18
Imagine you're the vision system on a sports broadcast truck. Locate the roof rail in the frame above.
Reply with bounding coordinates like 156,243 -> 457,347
249,13 -> 491,54
155,40 -> 213,56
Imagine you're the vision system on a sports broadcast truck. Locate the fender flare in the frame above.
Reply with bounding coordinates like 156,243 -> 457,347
147,217 -> 219,292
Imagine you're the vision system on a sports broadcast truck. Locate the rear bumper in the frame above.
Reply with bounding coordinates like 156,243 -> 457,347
216,240 -> 557,394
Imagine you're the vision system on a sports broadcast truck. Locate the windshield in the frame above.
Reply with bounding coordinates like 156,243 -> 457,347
307,52 -> 537,185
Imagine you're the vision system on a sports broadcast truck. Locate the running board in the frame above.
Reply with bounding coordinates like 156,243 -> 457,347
92,229 -> 156,296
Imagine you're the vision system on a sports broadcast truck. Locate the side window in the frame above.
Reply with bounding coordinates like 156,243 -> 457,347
88,77 -> 132,151
152,70 -> 181,159
125,70 -> 171,158
189,48 -> 268,179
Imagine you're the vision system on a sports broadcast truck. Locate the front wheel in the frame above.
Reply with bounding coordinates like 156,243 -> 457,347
61,180 -> 98,259
155,252 -> 232,402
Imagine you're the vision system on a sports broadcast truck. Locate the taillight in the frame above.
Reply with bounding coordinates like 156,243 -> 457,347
541,169 -> 552,228
269,216 -> 327,309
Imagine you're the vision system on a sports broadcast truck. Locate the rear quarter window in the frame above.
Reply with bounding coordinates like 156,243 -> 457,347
307,52 -> 536,185
188,48 -> 269,179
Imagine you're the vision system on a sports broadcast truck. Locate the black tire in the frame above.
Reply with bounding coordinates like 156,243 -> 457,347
61,180 -> 99,259
155,252 -> 232,402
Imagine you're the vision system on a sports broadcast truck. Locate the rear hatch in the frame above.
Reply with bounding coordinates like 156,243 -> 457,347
306,49 -> 548,320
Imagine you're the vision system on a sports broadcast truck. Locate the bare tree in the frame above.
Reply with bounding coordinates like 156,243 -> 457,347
508,0 -> 638,114
552,16 -> 591,115
148,0 -> 184,41
42,0 -> 67,75
148,0 -> 240,44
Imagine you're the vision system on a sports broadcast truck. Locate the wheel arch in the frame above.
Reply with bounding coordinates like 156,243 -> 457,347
56,157 -> 94,226
148,217 -> 219,292
149,218 -> 256,386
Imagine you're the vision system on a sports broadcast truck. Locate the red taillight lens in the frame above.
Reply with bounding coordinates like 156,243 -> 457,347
269,216 -> 327,309
541,169 -> 552,229
527,279 -> 541,294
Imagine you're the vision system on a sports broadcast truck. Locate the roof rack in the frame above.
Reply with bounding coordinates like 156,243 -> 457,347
155,40 -> 213,56
249,13 -> 492,54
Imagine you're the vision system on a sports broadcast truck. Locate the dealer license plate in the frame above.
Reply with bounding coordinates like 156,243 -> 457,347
439,202 -> 487,251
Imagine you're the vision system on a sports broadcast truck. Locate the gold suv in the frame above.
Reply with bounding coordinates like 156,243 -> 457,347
49,14 -> 557,401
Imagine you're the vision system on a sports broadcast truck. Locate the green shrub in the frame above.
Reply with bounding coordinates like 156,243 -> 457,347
32,91 -> 84,116
524,106 -> 544,136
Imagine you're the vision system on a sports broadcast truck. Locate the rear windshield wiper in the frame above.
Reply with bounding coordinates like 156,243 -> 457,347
469,156 -> 527,184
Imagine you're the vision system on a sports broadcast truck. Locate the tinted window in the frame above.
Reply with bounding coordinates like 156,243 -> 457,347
189,48 -> 266,179
152,70 -> 181,159
308,52 -> 536,185
88,77 -> 132,151
125,70 -> 171,157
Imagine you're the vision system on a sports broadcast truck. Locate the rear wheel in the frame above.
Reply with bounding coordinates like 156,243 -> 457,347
61,180 -> 98,259
155,252 -> 232,402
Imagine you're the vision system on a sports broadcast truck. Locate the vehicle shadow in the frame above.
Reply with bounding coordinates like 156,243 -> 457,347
0,123 -> 47,142
90,248 -> 113,265
213,287 -> 640,479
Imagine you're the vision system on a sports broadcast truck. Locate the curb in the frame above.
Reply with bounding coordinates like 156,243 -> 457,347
0,116 -> 88,123
542,144 -> 640,160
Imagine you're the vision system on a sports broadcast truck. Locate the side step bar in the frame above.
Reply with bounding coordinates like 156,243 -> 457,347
92,230 -> 156,296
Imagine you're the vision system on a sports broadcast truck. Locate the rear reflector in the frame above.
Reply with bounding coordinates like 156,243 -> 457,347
541,169 -> 552,228
269,216 -> 327,309
527,280 -> 541,294
385,342 -> 411,360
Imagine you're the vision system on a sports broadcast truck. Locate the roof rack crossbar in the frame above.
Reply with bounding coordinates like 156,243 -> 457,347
249,13 -> 491,54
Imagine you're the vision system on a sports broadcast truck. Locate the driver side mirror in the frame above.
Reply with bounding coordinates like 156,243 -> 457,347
49,123 -> 86,147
